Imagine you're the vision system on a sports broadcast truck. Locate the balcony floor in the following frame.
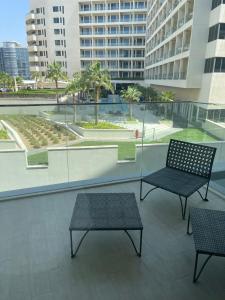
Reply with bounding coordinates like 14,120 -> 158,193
0,182 -> 225,300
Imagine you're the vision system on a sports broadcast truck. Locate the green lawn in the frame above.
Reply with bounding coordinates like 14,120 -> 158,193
0,130 -> 8,139
27,128 -> 218,164
151,128 -> 217,144
28,151 -> 48,165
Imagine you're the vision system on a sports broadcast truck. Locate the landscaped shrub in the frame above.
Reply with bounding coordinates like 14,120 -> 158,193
41,139 -> 48,146
52,137 -> 59,144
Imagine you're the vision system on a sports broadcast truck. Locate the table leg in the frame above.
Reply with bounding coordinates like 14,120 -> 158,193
124,229 -> 143,257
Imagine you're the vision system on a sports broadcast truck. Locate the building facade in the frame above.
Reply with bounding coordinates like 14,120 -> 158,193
79,0 -> 147,82
26,0 -> 80,77
0,42 -> 30,79
145,0 -> 225,104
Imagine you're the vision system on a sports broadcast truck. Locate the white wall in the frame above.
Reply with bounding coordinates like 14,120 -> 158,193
0,142 -> 224,193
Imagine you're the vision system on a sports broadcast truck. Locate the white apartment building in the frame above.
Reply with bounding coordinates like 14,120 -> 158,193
145,0 -> 225,104
26,0 -> 80,77
79,0 -> 147,82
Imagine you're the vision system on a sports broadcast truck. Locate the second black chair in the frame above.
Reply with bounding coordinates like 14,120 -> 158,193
140,139 -> 216,219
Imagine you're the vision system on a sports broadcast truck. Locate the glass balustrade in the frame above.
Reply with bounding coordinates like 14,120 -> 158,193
0,100 -> 224,197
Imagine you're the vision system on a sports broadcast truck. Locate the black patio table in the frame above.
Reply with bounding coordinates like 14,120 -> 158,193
187,207 -> 225,282
69,193 -> 143,258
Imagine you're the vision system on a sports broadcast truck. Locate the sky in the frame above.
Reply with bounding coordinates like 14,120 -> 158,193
0,1 -> 29,46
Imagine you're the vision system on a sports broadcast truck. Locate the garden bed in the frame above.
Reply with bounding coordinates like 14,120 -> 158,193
70,122 -> 135,139
0,115 -> 77,149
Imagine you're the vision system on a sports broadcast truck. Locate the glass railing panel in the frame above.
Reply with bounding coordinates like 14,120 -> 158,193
0,104 -> 72,192
0,101 -> 225,198
140,102 -> 225,196
66,100 -> 145,183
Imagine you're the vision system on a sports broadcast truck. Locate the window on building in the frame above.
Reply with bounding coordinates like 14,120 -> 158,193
219,23 -> 225,38
55,40 -> 61,46
208,23 -> 225,41
204,57 -> 225,72
53,6 -> 59,12
212,0 -> 225,10
54,29 -> 60,34
53,18 -> 60,23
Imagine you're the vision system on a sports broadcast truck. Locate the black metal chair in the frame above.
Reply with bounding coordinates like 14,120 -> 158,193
140,139 -> 217,219
187,207 -> 225,283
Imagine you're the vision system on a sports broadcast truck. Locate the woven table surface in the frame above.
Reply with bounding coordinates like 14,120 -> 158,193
70,193 -> 143,231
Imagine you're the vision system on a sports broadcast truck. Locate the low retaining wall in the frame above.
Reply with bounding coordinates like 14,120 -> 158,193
0,141 -> 225,194
202,119 -> 225,140
70,124 -> 135,140
0,140 -> 18,150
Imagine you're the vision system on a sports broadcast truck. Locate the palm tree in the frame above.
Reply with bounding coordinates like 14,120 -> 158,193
160,91 -> 175,102
121,86 -> 142,119
46,62 -> 68,107
66,72 -> 83,123
31,71 -> 42,89
87,62 -> 114,124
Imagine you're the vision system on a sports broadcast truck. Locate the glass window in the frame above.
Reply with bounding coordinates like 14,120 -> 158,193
215,57 -> 222,72
219,23 -> 225,39
53,6 -> 59,12
55,40 -> 61,46
54,29 -> 60,34
53,18 -> 60,23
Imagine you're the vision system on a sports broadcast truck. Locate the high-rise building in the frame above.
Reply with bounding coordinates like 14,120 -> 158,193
145,0 -> 225,104
26,0 -> 147,81
0,42 -> 30,79
26,0 -> 80,77
79,0 -> 147,82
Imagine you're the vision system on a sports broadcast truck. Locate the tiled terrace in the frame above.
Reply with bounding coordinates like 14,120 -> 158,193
0,182 -> 225,300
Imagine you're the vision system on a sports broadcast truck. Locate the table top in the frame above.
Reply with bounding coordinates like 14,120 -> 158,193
190,207 -> 225,256
69,193 -> 143,231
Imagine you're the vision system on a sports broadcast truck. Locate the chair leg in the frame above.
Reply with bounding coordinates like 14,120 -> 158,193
193,252 -> 212,283
197,182 -> 209,202
140,180 -> 158,202
187,211 -> 193,235
140,179 -> 143,201
179,196 -> 188,220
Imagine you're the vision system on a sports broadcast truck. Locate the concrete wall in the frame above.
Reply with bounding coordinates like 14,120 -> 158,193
0,141 -> 225,193
0,140 -> 18,150
70,124 -> 135,140
202,119 -> 225,140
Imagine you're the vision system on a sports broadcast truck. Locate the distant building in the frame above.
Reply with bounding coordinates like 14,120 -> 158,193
0,42 -> 30,79
26,0 -> 80,78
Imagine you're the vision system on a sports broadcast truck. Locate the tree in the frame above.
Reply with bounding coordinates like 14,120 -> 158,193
87,62 -> 114,124
46,62 -> 68,107
0,72 -> 9,88
66,72 -> 83,123
121,86 -> 142,119
31,71 -> 42,89
160,91 -> 175,102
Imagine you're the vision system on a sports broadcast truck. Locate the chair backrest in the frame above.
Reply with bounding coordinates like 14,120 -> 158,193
166,139 -> 217,179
